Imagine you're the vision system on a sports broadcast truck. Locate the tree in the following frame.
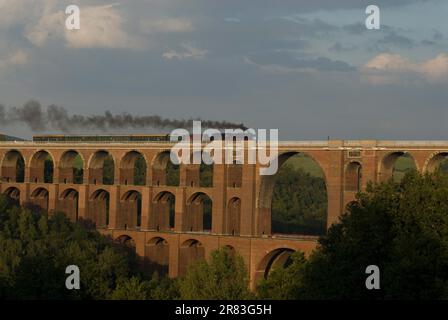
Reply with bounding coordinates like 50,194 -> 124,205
110,277 -> 151,300
257,251 -> 307,299
0,198 -> 139,299
179,247 -> 252,299
271,164 -> 327,235
298,171 -> 448,299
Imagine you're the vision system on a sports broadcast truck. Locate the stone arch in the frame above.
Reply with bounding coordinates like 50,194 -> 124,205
30,187 -> 49,211
59,150 -> 84,184
120,150 -> 147,186
222,245 -> 236,256
179,239 -> 205,276
185,192 -> 212,232
30,150 -> 54,183
151,191 -> 175,231
345,161 -> 362,192
255,248 -> 295,283
345,200 -> 359,212
424,152 -> 448,173
116,234 -> 136,252
89,189 -> 110,227
225,197 -> 241,235
3,187 -> 20,206
88,150 -> 115,185
119,190 -> 142,229
145,237 -> 169,276
1,150 -> 25,183
258,151 -> 328,236
58,188 -> 79,222
379,151 -> 417,182
152,151 -> 180,186
185,151 -> 213,187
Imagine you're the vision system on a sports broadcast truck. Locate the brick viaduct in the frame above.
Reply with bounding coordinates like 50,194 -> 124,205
1,139 -> 448,288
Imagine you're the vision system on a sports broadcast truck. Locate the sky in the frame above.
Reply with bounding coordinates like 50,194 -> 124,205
0,0 -> 448,140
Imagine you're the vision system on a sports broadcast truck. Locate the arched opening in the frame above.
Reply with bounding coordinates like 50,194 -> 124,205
226,197 -> 241,235
256,248 -> 295,282
120,190 -> 142,229
59,150 -> 84,184
3,187 -> 20,206
227,163 -> 242,188
425,152 -> 448,174
185,152 -> 214,187
185,192 -> 212,232
222,245 -> 236,255
179,239 -> 205,276
1,150 -> 25,183
151,191 -> 175,231
200,161 -> 213,188
116,235 -> 136,252
145,237 -> 169,276
89,151 -> 115,185
120,151 -> 147,186
58,188 -> 79,222
380,152 -> 417,183
345,161 -> 362,192
345,200 -> 359,212
89,189 -> 110,228
30,187 -> 49,211
259,152 -> 328,236
152,151 -> 180,186
30,150 -> 54,183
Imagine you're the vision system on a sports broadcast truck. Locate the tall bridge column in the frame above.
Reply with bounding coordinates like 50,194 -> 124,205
212,164 -> 226,234
326,142 -> 345,228
141,187 -> 151,230
108,186 -> 120,229
174,188 -> 186,232
77,185 -> 87,220
241,163 -> 256,236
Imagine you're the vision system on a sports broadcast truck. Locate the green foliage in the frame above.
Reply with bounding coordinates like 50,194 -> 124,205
272,163 -> 327,235
0,199 -> 139,299
44,158 -> 53,183
73,154 -> 84,184
281,171 -> 448,299
179,248 -> 252,300
166,162 -> 180,186
199,163 -> 213,187
391,154 -> 416,182
103,156 -> 115,185
110,276 -> 151,300
133,156 -> 147,186
16,156 -> 25,183
257,252 -> 307,299
109,273 -> 180,300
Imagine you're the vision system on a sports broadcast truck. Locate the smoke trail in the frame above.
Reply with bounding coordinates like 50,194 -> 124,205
0,100 -> 247,132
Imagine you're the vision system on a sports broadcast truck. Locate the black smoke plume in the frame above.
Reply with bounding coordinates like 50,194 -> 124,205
0,100 -> 247,132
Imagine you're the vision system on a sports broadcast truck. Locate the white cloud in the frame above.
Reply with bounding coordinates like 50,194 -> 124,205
363,53 -> 448,84
25,3 -> 141,49
163,43 -> 207,60
140,18 -> 193,33
0,49 -> 28,70
8,50 -> 28,65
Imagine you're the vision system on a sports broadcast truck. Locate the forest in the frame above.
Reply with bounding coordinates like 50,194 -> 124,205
3,170 -> 448,299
